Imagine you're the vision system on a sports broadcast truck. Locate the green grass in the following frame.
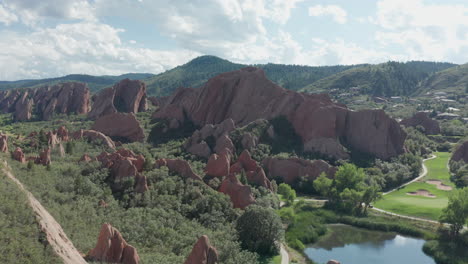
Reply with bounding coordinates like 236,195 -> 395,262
374,152 -> 453,221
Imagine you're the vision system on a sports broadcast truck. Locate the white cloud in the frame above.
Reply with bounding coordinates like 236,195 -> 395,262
308,4 -> 347,24
1,0 -> 96,26
0,4 -> 18,25
373,0 -> 468,63
0,22 -> 199,80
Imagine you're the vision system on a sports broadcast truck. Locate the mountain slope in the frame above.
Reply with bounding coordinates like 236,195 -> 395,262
416,63 -> 468,95
300,61 -> 457,96
0,73 -> 154,92
144,55 -> 365,96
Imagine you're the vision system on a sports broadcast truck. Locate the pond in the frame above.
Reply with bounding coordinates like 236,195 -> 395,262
304,224 -> 436,264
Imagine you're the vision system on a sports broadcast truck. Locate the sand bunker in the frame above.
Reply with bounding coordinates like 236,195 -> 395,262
426,180 -> 453,191
406,189 -> 436,198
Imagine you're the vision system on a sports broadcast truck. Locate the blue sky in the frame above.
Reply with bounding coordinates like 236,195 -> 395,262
0,0 -> 467,80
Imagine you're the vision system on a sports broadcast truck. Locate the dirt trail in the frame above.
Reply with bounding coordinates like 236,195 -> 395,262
280,243 -> 289,264
1,161 -> 87,264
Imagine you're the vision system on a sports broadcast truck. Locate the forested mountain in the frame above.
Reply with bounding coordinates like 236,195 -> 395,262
416,63 -> 468,95
0,73 -> 154,92
300,61 -> 457,96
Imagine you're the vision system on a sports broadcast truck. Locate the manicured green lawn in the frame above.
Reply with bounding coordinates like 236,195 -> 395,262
374,152 -> 452,221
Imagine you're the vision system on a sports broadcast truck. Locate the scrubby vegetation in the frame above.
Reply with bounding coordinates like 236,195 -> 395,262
0,165 -> 60,264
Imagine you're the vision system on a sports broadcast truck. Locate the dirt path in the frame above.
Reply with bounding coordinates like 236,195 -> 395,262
383,154 -> 436,195
1,161 -> 87,264
280,243 -> 289,264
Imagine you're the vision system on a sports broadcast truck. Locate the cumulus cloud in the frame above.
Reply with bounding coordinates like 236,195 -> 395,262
373,0 -> 468,63
308,4 -> 347,24
0,22 -> 199,80
1,0 -> 96,25
0,4 -> 18,25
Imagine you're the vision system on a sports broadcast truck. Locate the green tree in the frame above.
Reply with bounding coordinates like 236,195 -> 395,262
278,183 -> 296,205
439,187 -> 468,236
361,185 -> 382,214
335,163 -> 365,192
313,172 -> 333,198
236,205 -> 284,255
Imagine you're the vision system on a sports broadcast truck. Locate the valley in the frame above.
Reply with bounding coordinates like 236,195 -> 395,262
0,56 -> 467,264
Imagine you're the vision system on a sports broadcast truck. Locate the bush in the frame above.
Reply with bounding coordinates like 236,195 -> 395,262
236,206 -> 284,255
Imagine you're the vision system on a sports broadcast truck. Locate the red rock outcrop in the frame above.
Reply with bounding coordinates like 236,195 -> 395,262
33,82 -> 90,120
87,223 -> 140,264
452,141 -> 468,163
230,150 -> 272,190
12,147 -> 26,163
92,113 -> 145,143
56,126 -> 69,141
184,119 -> 236,158
96,149 -> 147,192
47,131 -> 60,149
184,235 -> 219,264
0,82 -> 90,121
218,174 -> 255,209
400,112 -> 440,135
153,67 -> 406,160
88,79 -> 147,120
72,129 -> 116,149
148,96 -> 168,108
155,158 -> 203,181
35,148 -> 51,165
79,154 -> 93,162
13,92 -> 33,121
262,157 -> 336,184
205,150 -> 231,178
0,133 -> 7,153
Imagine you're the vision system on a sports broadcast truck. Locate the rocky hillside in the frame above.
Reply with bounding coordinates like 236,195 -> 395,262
153,67 -> 406,160
300,61 -> 456,96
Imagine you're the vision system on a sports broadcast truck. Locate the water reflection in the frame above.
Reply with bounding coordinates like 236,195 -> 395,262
305,224 -> 436,264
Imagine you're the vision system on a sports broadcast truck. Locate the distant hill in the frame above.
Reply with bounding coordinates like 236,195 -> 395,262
0,73 -> 155,92
416,63 -> 468,95
300,61 -> 457,96
144,55 -> 365,96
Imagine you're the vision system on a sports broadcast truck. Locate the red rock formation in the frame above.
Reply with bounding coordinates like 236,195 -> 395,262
56,126 -> 69,141
72,129 -> 116,149
88,79 -> 147,119
0,133 -> 7,153
327,260 -> 340,264
452,141 -> 468,163
13,92 -> 33,121
155,158 -> 203,181
148,96 -> 168,108
184,119 -> 236,158
35,148 -> 51,165
47,131 -> 60,149
92,113 -> 145,143
0,90 -> 21,113
79,154 -> 93,162
96,149 -> 146,192
205,150 -> 231,178
87,223 -> 140,264
184,235 -> 219,264
400,112 -> 440,135
262,157 -> 336,184
231,150 -> 272,190
218,174 -> 255,209
33,82 -> 90,120
12,147 -> 26,163
154,67 -> 406,160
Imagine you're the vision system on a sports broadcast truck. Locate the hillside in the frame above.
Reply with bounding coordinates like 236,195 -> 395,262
144,55 -> 365,96
416,63 -> 468,95
0,73 -> 154,92
300,61 -> 456,96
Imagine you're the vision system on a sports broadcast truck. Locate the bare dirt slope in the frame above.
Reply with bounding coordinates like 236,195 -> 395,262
1,161 -> 87,264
